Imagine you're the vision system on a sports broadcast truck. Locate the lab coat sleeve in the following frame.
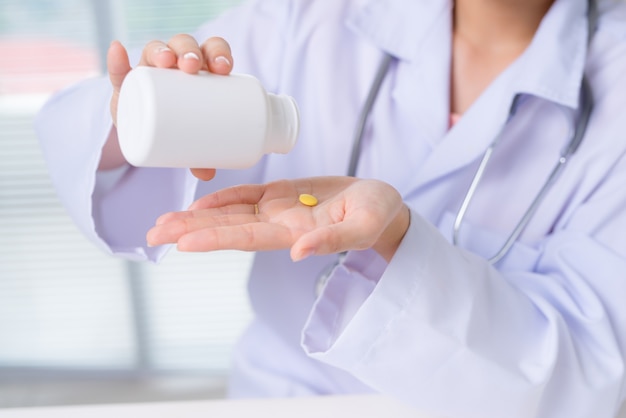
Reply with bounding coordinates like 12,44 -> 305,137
35,68 -> 199,261
303,164 -> 626,418
34,0 -> 292,261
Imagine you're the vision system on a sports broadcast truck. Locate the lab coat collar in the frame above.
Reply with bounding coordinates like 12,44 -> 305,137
347,0 -> 590,109
346,0 -> 449,62
347,0 -> 592,197
513,0 -> 590,109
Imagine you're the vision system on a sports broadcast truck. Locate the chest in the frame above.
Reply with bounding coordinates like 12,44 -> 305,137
256,34 -> 602,273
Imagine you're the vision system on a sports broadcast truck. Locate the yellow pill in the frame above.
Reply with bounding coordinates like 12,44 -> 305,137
298,193 -> 318,207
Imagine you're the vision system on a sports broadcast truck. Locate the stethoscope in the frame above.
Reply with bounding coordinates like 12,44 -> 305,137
315,0 -> 597,294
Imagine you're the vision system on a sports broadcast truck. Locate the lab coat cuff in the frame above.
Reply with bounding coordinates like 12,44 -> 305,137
301,208 -> 427,369
94,163 -> 132,197
93,166 -> 199,262
36,77 -> 116,254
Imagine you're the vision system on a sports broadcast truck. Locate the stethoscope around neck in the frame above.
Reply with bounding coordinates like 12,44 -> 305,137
315,0 -> 597,295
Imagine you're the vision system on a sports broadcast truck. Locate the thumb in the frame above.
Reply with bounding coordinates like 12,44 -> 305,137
290,219 -> 378,262
108,40 -> 132,90
107,41 -> 132,125
190,168 -> 217,181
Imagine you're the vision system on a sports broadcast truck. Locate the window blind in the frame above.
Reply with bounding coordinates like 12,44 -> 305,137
0,0 -> 251,382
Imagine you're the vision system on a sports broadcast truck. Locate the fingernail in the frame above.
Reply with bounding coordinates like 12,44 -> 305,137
214,56 -> 231,66
155,46 -> 172,54
293,248 -> 315,262
183,51 -> 200,61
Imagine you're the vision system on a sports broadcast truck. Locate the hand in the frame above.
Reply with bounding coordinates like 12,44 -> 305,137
146,176 -> 410,262
101,35 -> 233,179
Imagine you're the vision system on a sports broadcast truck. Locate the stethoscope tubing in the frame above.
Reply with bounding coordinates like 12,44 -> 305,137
347,53 -> 395,178
452,76 -> 594,264
333,0 -> 596,275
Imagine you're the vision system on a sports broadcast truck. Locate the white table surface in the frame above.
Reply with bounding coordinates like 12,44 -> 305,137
2,394 -> 440,418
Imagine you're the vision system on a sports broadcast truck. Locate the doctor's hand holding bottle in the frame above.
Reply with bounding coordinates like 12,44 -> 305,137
100,35 -> 235,181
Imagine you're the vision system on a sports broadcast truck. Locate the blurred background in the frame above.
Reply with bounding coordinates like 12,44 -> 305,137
0,0 -> 253,408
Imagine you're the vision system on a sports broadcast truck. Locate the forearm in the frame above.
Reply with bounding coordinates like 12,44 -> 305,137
98,127 -> 128,171
372,203 -> 410,262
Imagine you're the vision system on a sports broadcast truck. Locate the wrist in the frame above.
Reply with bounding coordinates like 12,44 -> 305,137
98,126 -> 128,171
373,204 -> 410,262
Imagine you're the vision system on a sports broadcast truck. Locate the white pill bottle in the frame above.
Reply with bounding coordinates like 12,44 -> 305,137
116,66 -> 299,169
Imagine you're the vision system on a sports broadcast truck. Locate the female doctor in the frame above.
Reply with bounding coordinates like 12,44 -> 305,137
36,0 -> 626,417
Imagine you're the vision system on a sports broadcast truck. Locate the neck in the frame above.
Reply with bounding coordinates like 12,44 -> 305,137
449,0 -> 556,115
454,0 -> 555,52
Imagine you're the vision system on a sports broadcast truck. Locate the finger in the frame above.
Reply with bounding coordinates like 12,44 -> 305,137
139,40 -> 177,68
290,215 -> 382,261
107,41 -> 132,125
147,212 -> 262,246
166,34 -> 204,73
190,168 -> 216,181
188,184 -> 267,210
154,210 -> 191,226
147,219 -> 188,246
201,37 -> 233,75
155,204 -> 259,226
107,41 -> 131,92
177,222 -> 294,252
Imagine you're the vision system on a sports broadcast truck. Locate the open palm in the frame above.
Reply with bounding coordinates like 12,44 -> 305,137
147,176 -> 409,261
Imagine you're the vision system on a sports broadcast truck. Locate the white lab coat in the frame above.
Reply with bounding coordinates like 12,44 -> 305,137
36,0 -> 626,417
